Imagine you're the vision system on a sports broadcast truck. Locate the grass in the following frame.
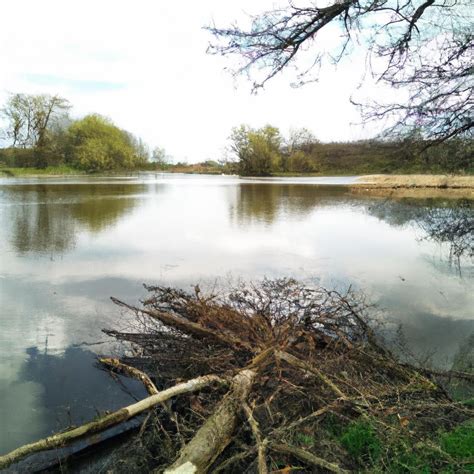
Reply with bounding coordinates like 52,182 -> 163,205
339,420 -> 382,465
0,165 -> 84,177
441,420 -> 474,465
333,418 -> 474,472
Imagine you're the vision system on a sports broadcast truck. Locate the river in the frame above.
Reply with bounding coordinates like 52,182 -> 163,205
0,173 -> 472,456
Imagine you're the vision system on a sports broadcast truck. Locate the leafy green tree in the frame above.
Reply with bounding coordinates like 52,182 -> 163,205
281,128 -> 320,172
230,125 -> 282,176
288,150 -> 317,173
66,115 -> 146,171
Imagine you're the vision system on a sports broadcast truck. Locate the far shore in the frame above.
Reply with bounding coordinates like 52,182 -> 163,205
350,174 -> 474,199
356,174 -> 474,188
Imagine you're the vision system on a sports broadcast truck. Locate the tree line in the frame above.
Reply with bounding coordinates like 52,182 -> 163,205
1,93 -> 471,176
0,93 -> 154,171
207,0 -> 472,177
229,125 -> 473,176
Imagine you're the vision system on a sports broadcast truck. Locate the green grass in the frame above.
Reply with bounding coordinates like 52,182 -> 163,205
339,420 -> 382,465
293,432 -> 316,447
335,419 -> 474,473
441,421 -> 474,467
0,165 -> 84,177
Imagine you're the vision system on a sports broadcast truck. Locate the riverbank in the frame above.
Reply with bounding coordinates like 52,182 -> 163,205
351,174 -> 474,199
0,166 -> 85,177
358,174 -> 474,188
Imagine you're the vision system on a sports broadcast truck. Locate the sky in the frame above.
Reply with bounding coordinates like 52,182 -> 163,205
0,0 -> 385,163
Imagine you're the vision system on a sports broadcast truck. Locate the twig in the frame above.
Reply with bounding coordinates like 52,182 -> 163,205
99,357 -> 159,395
242,402 -> 268,474
275,350 -> 346,399
271,443 -> 349,474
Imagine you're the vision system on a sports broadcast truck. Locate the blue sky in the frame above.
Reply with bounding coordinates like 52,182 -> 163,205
0,0 -> 387,162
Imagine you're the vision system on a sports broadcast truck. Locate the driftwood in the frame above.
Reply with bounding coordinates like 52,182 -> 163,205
164,370 -> 256,474
0,374 -> 225,470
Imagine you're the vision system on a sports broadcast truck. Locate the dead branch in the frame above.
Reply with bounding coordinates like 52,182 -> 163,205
242,402 -> 268,474
275,350 -> 346,399
111,297 -> 256,352
99,357 -> 159,395
164,370 -> 256,474
271,443 -> 349,474
0,374 -> 225,470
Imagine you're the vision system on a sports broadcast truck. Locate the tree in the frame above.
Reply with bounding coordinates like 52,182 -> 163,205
151,146 -> 173,168
1,93 -> 70,149
230,125 -> 282,176
66,115 -> 147,171
207,1 -> 473,144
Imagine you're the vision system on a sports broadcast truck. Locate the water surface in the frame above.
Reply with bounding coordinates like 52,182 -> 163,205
0,173 -> 472,455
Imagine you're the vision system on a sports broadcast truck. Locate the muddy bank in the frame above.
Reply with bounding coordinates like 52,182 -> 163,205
351,175 -> 474,199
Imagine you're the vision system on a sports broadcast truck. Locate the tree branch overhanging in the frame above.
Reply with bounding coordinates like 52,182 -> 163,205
206,0 -> 474,143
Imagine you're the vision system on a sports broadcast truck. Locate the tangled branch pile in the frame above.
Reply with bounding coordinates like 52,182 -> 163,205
103,279 -> 473,473
1,279 -> 472,472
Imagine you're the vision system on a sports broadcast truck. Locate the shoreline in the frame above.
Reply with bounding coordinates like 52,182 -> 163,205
350,174 -> 474,199
355,174 -> 474,188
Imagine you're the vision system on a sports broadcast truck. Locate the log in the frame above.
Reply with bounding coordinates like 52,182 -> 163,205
0,374 -> 225,470
164,369 -> 256,474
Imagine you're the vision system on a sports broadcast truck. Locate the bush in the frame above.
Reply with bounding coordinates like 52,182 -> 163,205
66,115 -> 145,171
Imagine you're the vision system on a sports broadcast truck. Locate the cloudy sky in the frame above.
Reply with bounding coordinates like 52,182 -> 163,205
0,0 -> 383,162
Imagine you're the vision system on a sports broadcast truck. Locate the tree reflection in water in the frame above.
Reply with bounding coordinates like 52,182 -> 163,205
417,200 -> 473,263
231,184 -> 472,273
368,198 -> 473,273
3,183 -> 146,256
230,183 -> 350,225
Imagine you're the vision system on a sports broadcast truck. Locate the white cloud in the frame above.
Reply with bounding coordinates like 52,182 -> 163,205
0,0 -> 386,162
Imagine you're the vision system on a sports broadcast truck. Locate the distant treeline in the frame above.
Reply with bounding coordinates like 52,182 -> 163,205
0,93 -> 152,172
227,125 -> 474,176
1,94 -> 472,175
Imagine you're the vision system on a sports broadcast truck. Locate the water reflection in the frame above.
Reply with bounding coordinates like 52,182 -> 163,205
0,345 -> 146,455
417,200 -> 473,263
2,183 -> 146,255
230,184 -> 350,225
368,198 -> 473,271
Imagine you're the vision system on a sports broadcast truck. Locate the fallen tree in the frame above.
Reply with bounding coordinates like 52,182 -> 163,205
1,279 -> 472,472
